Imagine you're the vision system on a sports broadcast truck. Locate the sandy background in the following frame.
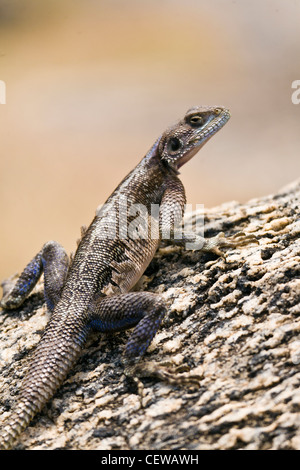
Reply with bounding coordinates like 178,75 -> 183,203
0,0 -> 299,281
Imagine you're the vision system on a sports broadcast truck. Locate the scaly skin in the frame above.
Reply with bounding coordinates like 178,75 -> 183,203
0,106 -> 239,449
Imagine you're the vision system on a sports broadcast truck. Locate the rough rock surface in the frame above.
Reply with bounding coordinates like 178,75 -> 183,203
0,180 -> 300,450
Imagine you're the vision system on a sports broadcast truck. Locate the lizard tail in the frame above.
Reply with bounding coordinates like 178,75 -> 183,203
0,318 -> 90,450
0,399 -> 38,450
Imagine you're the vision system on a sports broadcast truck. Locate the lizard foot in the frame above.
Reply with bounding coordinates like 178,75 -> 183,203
124,360 -> 201,402
203,231 -> 258,258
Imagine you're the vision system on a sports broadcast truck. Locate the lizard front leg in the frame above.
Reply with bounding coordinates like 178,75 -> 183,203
172,230 -> 258,257
159,176 -> 257,255
1,240 -> 69,312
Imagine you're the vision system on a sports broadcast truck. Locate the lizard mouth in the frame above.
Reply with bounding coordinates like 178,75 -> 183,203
191,109 -> 230,143
177,108 -> 231,168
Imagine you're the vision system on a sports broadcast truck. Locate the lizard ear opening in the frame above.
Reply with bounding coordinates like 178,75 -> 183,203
167,137 -> 182,153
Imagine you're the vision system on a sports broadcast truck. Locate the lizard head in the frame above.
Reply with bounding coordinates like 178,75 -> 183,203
158,105 -> 230,172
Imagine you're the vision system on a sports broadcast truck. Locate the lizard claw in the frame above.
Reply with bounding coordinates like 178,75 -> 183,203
124,360 -> 201,393
202,231 -> 258,258
226,231 -> 259,247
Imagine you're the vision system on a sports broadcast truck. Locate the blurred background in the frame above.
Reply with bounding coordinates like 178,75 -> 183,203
0,0 -> 299,280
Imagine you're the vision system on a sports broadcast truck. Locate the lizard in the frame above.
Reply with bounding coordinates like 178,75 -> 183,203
0,105 -> 255,450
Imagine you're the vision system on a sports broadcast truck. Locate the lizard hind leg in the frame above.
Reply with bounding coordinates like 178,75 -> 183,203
0,240 -> 69,312
42,241 -> 70,312
88,291 -> 166,357
88,292 -> 201,391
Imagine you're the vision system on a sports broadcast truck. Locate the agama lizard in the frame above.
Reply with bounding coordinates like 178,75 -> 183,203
0,105 -> 254,450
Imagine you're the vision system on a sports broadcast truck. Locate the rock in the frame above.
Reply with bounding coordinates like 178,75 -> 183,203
0,180 -> 300,450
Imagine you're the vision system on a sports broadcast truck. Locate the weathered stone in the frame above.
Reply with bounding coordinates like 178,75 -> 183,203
0,180 -> 299,450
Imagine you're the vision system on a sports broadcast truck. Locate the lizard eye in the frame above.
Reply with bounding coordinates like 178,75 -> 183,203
167,137 -> 182,153
189,115 -> 204,127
